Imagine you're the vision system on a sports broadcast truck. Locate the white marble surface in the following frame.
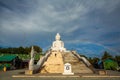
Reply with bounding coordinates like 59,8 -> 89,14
29,46 -> 35,70
51,33 -> 66,52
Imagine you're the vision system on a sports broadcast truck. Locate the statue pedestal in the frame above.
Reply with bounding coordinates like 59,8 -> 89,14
25,70 -> 33,75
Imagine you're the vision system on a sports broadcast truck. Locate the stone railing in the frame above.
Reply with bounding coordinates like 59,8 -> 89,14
33,49 -> 51,73
71,51 -> 91,67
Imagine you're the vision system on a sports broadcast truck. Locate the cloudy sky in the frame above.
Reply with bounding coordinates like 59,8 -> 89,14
0,0 -> 120,56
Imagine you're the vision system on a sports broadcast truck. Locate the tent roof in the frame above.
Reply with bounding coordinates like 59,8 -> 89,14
104,59 -> 115,62
0,55 -> 17,62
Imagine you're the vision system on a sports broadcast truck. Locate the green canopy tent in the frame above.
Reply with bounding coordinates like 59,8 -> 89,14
0,55 -> 17,62
103,59 -> 119,70
0,55 -> 20,70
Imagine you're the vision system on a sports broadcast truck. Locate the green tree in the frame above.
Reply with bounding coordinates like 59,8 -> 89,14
0,46 -> 42,54
24,47 -> 31,54
102,51 -> 112,60
115,55 -> 120,66
18,46 -> 25,54
115,55 -> 120,61
90,57 -> 99,64
32,45 -> 42,53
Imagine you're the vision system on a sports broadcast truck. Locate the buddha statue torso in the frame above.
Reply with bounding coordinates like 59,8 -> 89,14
51,33 -> 66,52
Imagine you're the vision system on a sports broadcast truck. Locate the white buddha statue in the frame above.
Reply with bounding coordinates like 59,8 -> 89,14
51,33 -> 66,52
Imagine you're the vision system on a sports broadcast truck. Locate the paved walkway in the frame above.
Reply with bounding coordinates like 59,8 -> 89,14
0,69 -> 120,80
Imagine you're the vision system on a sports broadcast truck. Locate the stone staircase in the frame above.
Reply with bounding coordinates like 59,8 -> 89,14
63,51 -> 93,73
40,51 -> 64,73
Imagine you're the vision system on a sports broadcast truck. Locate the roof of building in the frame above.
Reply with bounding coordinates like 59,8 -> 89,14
0,55 -> 17,62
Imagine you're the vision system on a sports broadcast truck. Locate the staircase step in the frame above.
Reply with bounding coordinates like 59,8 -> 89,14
63,52 -> 93,73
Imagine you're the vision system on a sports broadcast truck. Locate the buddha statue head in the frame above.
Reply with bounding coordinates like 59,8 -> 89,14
55,33 -> 61,41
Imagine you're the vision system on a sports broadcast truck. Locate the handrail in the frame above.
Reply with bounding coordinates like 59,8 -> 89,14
33,50 -> 51,73
71,51 -> 91,67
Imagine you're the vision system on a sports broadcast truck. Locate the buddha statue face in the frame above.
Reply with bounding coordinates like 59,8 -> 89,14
56,33 -> 60,41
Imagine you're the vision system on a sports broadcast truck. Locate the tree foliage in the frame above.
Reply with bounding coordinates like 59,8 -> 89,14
103,59 -> 119,70
88,57 -> 100,65
0,45 -> 42,54
32,45 -> 42,53
115,55 -> 120,66
101,51 -> 112,60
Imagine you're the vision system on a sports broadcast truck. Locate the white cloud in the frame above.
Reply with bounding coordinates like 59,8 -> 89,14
0,0 -> 120,53
0,0 -> 89,33
1,0 -> 120,33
